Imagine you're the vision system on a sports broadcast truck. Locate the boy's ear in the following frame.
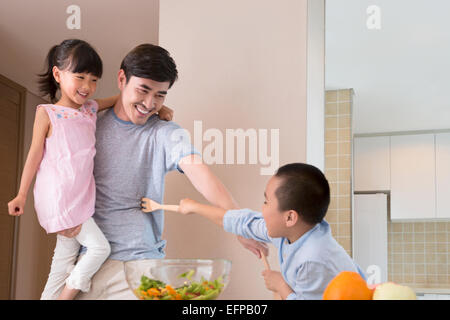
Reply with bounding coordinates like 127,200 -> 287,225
117,69 -> 126,90
285,210 -> 299,227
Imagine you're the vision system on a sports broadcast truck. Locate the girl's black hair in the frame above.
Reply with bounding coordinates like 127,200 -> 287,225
274,163 -> 331,225
38,39 -> 103,103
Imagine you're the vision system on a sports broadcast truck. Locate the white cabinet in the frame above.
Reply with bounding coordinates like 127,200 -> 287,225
354,136 -> 390,191
353,194 -> 388,284
390,134 -> 436,220
436,133 -> 450,218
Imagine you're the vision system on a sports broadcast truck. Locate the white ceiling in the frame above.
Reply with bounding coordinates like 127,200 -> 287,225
326,0 -> 450,134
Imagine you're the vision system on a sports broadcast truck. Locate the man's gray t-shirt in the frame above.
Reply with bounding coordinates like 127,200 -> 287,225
82,108 -> 199,261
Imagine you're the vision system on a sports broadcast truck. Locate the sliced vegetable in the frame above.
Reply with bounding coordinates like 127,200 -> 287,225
135,271 -> 225,300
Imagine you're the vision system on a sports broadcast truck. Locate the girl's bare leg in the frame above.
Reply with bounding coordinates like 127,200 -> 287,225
57,285 -> 80,300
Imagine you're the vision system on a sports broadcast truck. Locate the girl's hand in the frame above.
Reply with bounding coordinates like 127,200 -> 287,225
178,198 -> 197,215
158,105 -> 174,121
8,195 -> 26,216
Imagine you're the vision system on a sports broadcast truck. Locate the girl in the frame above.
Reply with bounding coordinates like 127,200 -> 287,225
7,39 -> 173,300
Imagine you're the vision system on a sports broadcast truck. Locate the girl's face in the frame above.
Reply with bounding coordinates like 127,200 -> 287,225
53,66 -> 98,108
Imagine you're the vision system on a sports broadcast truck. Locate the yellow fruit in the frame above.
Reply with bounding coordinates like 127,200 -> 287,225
372,282 -> 416,300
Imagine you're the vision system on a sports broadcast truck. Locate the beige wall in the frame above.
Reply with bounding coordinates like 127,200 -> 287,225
2,0 -> 318,300
0,0 -> 159,99
160,0 -> 309,299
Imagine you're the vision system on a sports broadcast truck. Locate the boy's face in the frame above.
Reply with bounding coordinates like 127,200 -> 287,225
117,69 -> 170,125
262,176 -> 287,238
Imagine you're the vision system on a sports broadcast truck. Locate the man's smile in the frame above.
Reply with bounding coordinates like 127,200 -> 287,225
134,103 -> 152,116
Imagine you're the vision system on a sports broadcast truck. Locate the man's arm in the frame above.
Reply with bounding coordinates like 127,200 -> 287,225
178,154 -> 269,258
178,154 -> 238,210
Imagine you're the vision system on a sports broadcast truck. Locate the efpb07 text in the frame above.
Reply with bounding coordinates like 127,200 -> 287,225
181,304 -> 268,317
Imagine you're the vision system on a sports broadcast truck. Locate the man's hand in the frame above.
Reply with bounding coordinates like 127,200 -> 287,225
158,105 -> 174,121
237,236 -> 269,259
57,225 -> 82,238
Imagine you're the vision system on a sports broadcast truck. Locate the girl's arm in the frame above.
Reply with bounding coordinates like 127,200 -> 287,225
178,198 -> 227,226
7,107 -> 49,216
158,105 -> 174,121
94,95 -> 119,111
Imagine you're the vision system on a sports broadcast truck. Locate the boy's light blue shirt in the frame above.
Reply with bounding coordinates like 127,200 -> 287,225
223,209 -> 366,300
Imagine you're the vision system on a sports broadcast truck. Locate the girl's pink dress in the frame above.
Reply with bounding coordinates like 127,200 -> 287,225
33,100 -> 98,233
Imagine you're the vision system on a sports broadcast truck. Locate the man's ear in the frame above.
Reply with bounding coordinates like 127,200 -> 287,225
285,210 -> 299,227
117,69 -> 127,90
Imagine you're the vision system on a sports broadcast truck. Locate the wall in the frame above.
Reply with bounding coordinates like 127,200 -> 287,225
325,0 -> 450,134
388,221 -> 449,289
0,0 -> 159,99
0,0 -> 160,298
160,0 -> 309,299
14,91 -> 56,299
324,89 -> 353,256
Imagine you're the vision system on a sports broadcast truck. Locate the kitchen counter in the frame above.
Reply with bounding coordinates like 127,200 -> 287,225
413,287 -> 450,295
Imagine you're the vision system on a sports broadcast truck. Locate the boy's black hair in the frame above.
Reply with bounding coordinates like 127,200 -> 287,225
38,39 -> 103,103
120,43 -> 178,88
274,163 -> 330,225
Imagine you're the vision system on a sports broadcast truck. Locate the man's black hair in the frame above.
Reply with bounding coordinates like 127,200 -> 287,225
120,44 -> 178,88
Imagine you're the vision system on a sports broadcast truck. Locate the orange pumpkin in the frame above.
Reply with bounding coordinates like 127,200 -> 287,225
323,271 -> 374,300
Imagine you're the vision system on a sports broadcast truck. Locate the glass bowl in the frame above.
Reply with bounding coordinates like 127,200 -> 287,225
124,259 -> 232,300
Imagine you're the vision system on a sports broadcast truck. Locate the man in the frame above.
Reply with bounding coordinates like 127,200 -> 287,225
43,44 -> 267,299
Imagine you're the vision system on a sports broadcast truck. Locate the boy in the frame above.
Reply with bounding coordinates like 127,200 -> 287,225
177,163 -> 365,300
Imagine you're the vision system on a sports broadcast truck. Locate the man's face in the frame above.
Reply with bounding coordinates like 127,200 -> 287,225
118,69 -> 170,125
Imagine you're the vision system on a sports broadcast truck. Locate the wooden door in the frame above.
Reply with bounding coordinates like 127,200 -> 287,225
0,74 -> 26,299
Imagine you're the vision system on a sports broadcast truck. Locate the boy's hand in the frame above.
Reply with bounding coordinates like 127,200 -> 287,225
8,195 -> 26,216
261,270 -> 284,292
261,270 -> 293,299
178,198 -> 197,215
158,105 -> 174,121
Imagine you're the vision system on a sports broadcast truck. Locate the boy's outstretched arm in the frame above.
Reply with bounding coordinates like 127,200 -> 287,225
179,154 -> 269,258
178,198 -> 227,226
